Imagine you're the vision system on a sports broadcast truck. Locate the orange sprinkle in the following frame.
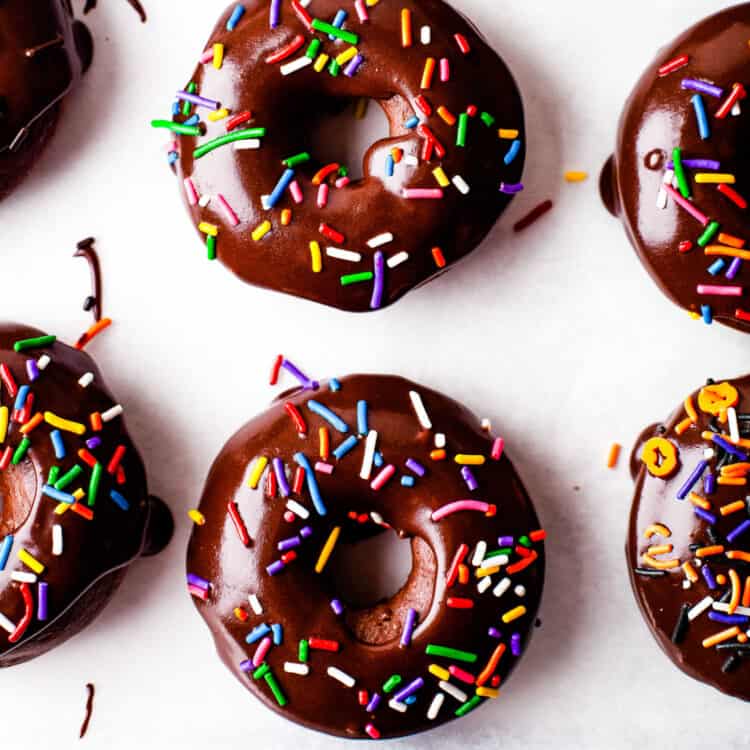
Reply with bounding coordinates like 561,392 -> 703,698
390,148 -> 403,163
743,576 -> 750,608
705,246 -> 750,261
684,395 -> 698,422
458,563 -> 469,585
400,8 -> 412,47
727,550 -> 750,563
682,561 -> 699,583
739,633 -> 749,644
437,106 -> 457,126
718,477 -> 747,486
281,208 -> 292,226
644,523 -> 671,539
607,443 -> 621,469
717,574 -> 727,586
90,412 -> 103,432
688,492 -> 712,511
647,544 -> 673,556
506,550 -> 538,575
675,417 -> 694,435
71,503 -> 94,521
319,427 -> 330,460
702,626 -> 740,648
432,246 -> 446,268
75,318 -> 112,350
420,57 -> 436,89
718,232 -> 746,249
642,554 -> 680,570
728,569 -> 741,614
696,545 -> 725,558
721,500 -> 747,516
476,643 -> 506,687
430,449 -> 446,461
19,413 -> 43,435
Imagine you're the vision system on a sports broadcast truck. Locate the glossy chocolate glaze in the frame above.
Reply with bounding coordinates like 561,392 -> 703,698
602,5 -> 750,332
170,0 -> 525,312
627,374 -> 750,700
0,323 -> 172,666
0,0 -> 91,200
188,374 -> 545,739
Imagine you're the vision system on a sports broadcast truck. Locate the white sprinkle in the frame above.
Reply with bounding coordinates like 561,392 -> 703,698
438,680 -> 467,703
514,584 -> 526,597
367,232 -> 394,248
52,524 -> 63,556
78,372 -> 94,388
284,662 -> 310,675
732,101 -> 742,116
682,580 -> 691,590
11,571 -> 36,583
326,247 -> 362,263
234,139 -> 261,150
434,433 -> 446,449
477,576 -> 492,594
688,595 -> 714,621
280,55 -> 313,76
420,25 -> 431,44
386,251 -> 409,268
694,559 -> 703,567
101,404 -> 123,423
471,541 -> 487,567
713,602 -> 750,617
37,355 -> 51,371
388,698 -> 408,713
427,692 -> 444,720
360,430 -> 378,480
0,613 -> 15,634
480,555 -> 508,569
327,666 -> 356,687
409,391 -> 432,430
299,0 -> 312,6
493,577 -> 511,598
452,175 -> 470,194
656,169 -> 674,209
198,194 -> 212,207
248,594 -> 263,615
404,155 -> 419,166
480,418 -> 491,432
370,511 -> 385,526
261,195 -> 271,210
729,407 -> 740,442
286,499 -> 310,520
703,448 -> 715,460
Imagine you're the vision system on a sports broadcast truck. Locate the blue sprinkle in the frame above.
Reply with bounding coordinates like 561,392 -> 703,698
692,94 -> 710,140
701,563 -> 717,590
385,154 -> 395,177
267,168 -> 296,209
167,152 -> 179,166
0,535 -> 13,571
373,451 -> 384,467
701,304 -> 713,325
227,4 -> 246,31
329,9 -> 348,39
183,114 -> 200,127
707,259 -> 726,276
50,429 -> 65,460
401,476 -> 415,487
727,519 -> 750,544
329,378 -> 341,392
676,459 -> 708,500
110,490 -> 130,511
333,435 -> 359,460
405,695 -> 418,705
171,100 -> 181,116
307,400 -> 349,432
42,485 -> 76,504
709,611 -> 749,625
14,385 -> 29,412
246,623 -> 271,644
357,400 -> 368,435
294,453 -> 327,515
271,623 -> 283,645
504,139 -> 522,165
404,116 -> 419,129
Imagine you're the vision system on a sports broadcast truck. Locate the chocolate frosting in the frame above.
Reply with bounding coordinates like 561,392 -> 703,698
627,374 -> 750,700
167,0 -> 525,312
187,373 -> 545,739
0,323 -> 171,666
602,4 -> 750,332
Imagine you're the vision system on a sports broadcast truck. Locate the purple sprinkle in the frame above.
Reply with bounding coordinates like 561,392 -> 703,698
677,460 -> 708,500
278,536 -> 301,552
300,526 -> 313,538
704,472 -> 716,495
26,360 -> 39,382
239,659 -> 254,672
510,632 -> 522,656
666,158 -> 721,171
727,519 -> 750,543
712,434 -> 749,460
86,436 -> 102,450
405,459 -> 426,477
393,677 -> 424,703
499,182 -> 524,194
344,53 -> 364,77
681,78 -> 724,98
266,559 -> 285,576
187,573 -> 211,590
694,507 -> 717,525
281,359 -> 319,391
366,693 -> 381,712
270,0 -> 281,28
727,257 -> 743,280
702,563 -> 718,590
498,536 -> 514,546
272,457 -> 291,497
400,607 -> 418,647
37,582 -> 48,621
488,627 -> 502,638
370,250 -> 384,310
460,466 -> 478,491
331,599 -> 344,616
175,90 -> 221,110
709,611 -> 749,625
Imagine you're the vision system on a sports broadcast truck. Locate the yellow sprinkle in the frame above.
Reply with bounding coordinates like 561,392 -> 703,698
198,222 -> 219,237
281,208 -> 292,227
454,454 -> 485,466
695,173 -> 736,184
189,509 -> 206,525
19,548 -> 44,575
213,43 -> 225,69
354,97 -> 369,120
72,489 -> 85,501
428,664 -> 450,681
688,311 -> 701,320
336,46 -> 358,65
501,605 -> 526,624
0,406 -> 7,443
208,108 -> 230,122
432,167 -> 450,187
251,221 -> 272,241
498,129 -> 519,139
315,526 -> 341,573
248,457 -> 268,489
565,171 -> 588,183
365,0 -> 379,6
54,503 -> 70,515
476,566 -> 499,578
44,412 -> 85,436
310,241 -> 323,273
313,54 -> 330,73
476,687 -> 500,699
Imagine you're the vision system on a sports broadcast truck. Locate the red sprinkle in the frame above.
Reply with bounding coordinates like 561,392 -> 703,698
281,550 -> 297,564
71,503 -> 94,521
507,549 -> 539,575
319,223 -> 345,244
266,470 -> 277,499
227,501 -> 251,546
736,308 -> 750,322
716,83 -> 747,120
657,54 -> 689,77
718,183 -> 748,209
265,34 -> 305,64
0,446 -> 11,471
313,163 -> 340,185
358,690 -> 369,706
270,355 -> 283,385
447,543 -> 470,587
284,402 -> 308,435
308,637 -> 340,652
447,597 -> 474,609
466,104 -> 478,117
107,445 -> 126,475
454,33 -> 470,54
226,111 -> 253,131
78,449 -> 98,468
530,529 -> 547,542
678,240 -> 693,253
0,364 -> 17,398
292,466 -> 305,494
415,94 -> 433,117
432,247 -> 446,268
513,200 -> 553,233
291,0 -> 313,29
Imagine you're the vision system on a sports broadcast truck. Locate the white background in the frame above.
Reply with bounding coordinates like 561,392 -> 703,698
4,0 -> 750,747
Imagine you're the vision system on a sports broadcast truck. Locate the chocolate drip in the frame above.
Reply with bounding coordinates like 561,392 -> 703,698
74,237 -> 103,323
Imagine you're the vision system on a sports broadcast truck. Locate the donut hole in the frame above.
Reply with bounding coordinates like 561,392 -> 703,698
307,97 -> 390,181
326,530 -> 436,646
0,456 -> 37,537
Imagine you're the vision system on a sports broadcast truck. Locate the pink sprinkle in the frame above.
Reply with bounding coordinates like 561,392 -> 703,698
183,177 -> 199,206
188,583 -> 208,600
663,185 -> 709,226
365,724 -> 380,739
317,183 -> 329,209
164,140 -> 178,152
491,437 -> 504,460
454,33 -> 470,54
448,665 -> 476,684
289,180 -> 304,204
697,284 -> 743,296
216,194 -> 240,226
253,636 -> 272,667
315,461 -> 335,474
354,0 -> 369,22
370,464 -> 396,491
402,188 -> 444,199
440,58 -> 450,82
432,500 -> 491,522
283,510 -> 295,523
335,176 -> 351,189
199,48 -> 214,64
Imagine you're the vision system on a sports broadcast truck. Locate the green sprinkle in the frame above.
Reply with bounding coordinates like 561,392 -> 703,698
306,38 -> 322,59
253,663 -> 271,680
311,18 -> 359,45
12,438 -> 30,465
150,120 -> 202,136
48,466 -> 60,485
54,465 -> 82,491
698,221 -> 720,248
13,335 -> 56,353
425,644 -> 478,663
193,128 -> 267,159
299,639 -> 309,663
340,272 -> 374,286
264,671 -> 288,707
183,81 -> 196,116
455,695 -> 483,717
480,112 -> 495,128
284,152 -> 311,168
518,535 -> 532,548
207,235 -> 217,261
456,113 -> 468,147
383,675 -> 402,693
328,59 -> 341,77
672,147 -> 690,199
338,165 -> 349,177
88,463 -> 103,507
486,548 -> 511,559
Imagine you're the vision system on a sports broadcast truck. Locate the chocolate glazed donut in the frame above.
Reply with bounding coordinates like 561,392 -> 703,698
627,375 -> 750,700
0,324 -> 172,666
0,0 -> 93,201
187,372 -> 545,739
161,0 -> 525,312
601,5 -> 750,332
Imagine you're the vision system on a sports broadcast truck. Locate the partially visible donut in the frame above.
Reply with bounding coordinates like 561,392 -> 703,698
0,1 -> 93,201
158,0 -> 525,312
0,323 -> 172,666
627,374 -> 750,700
187,368 -> 545,739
